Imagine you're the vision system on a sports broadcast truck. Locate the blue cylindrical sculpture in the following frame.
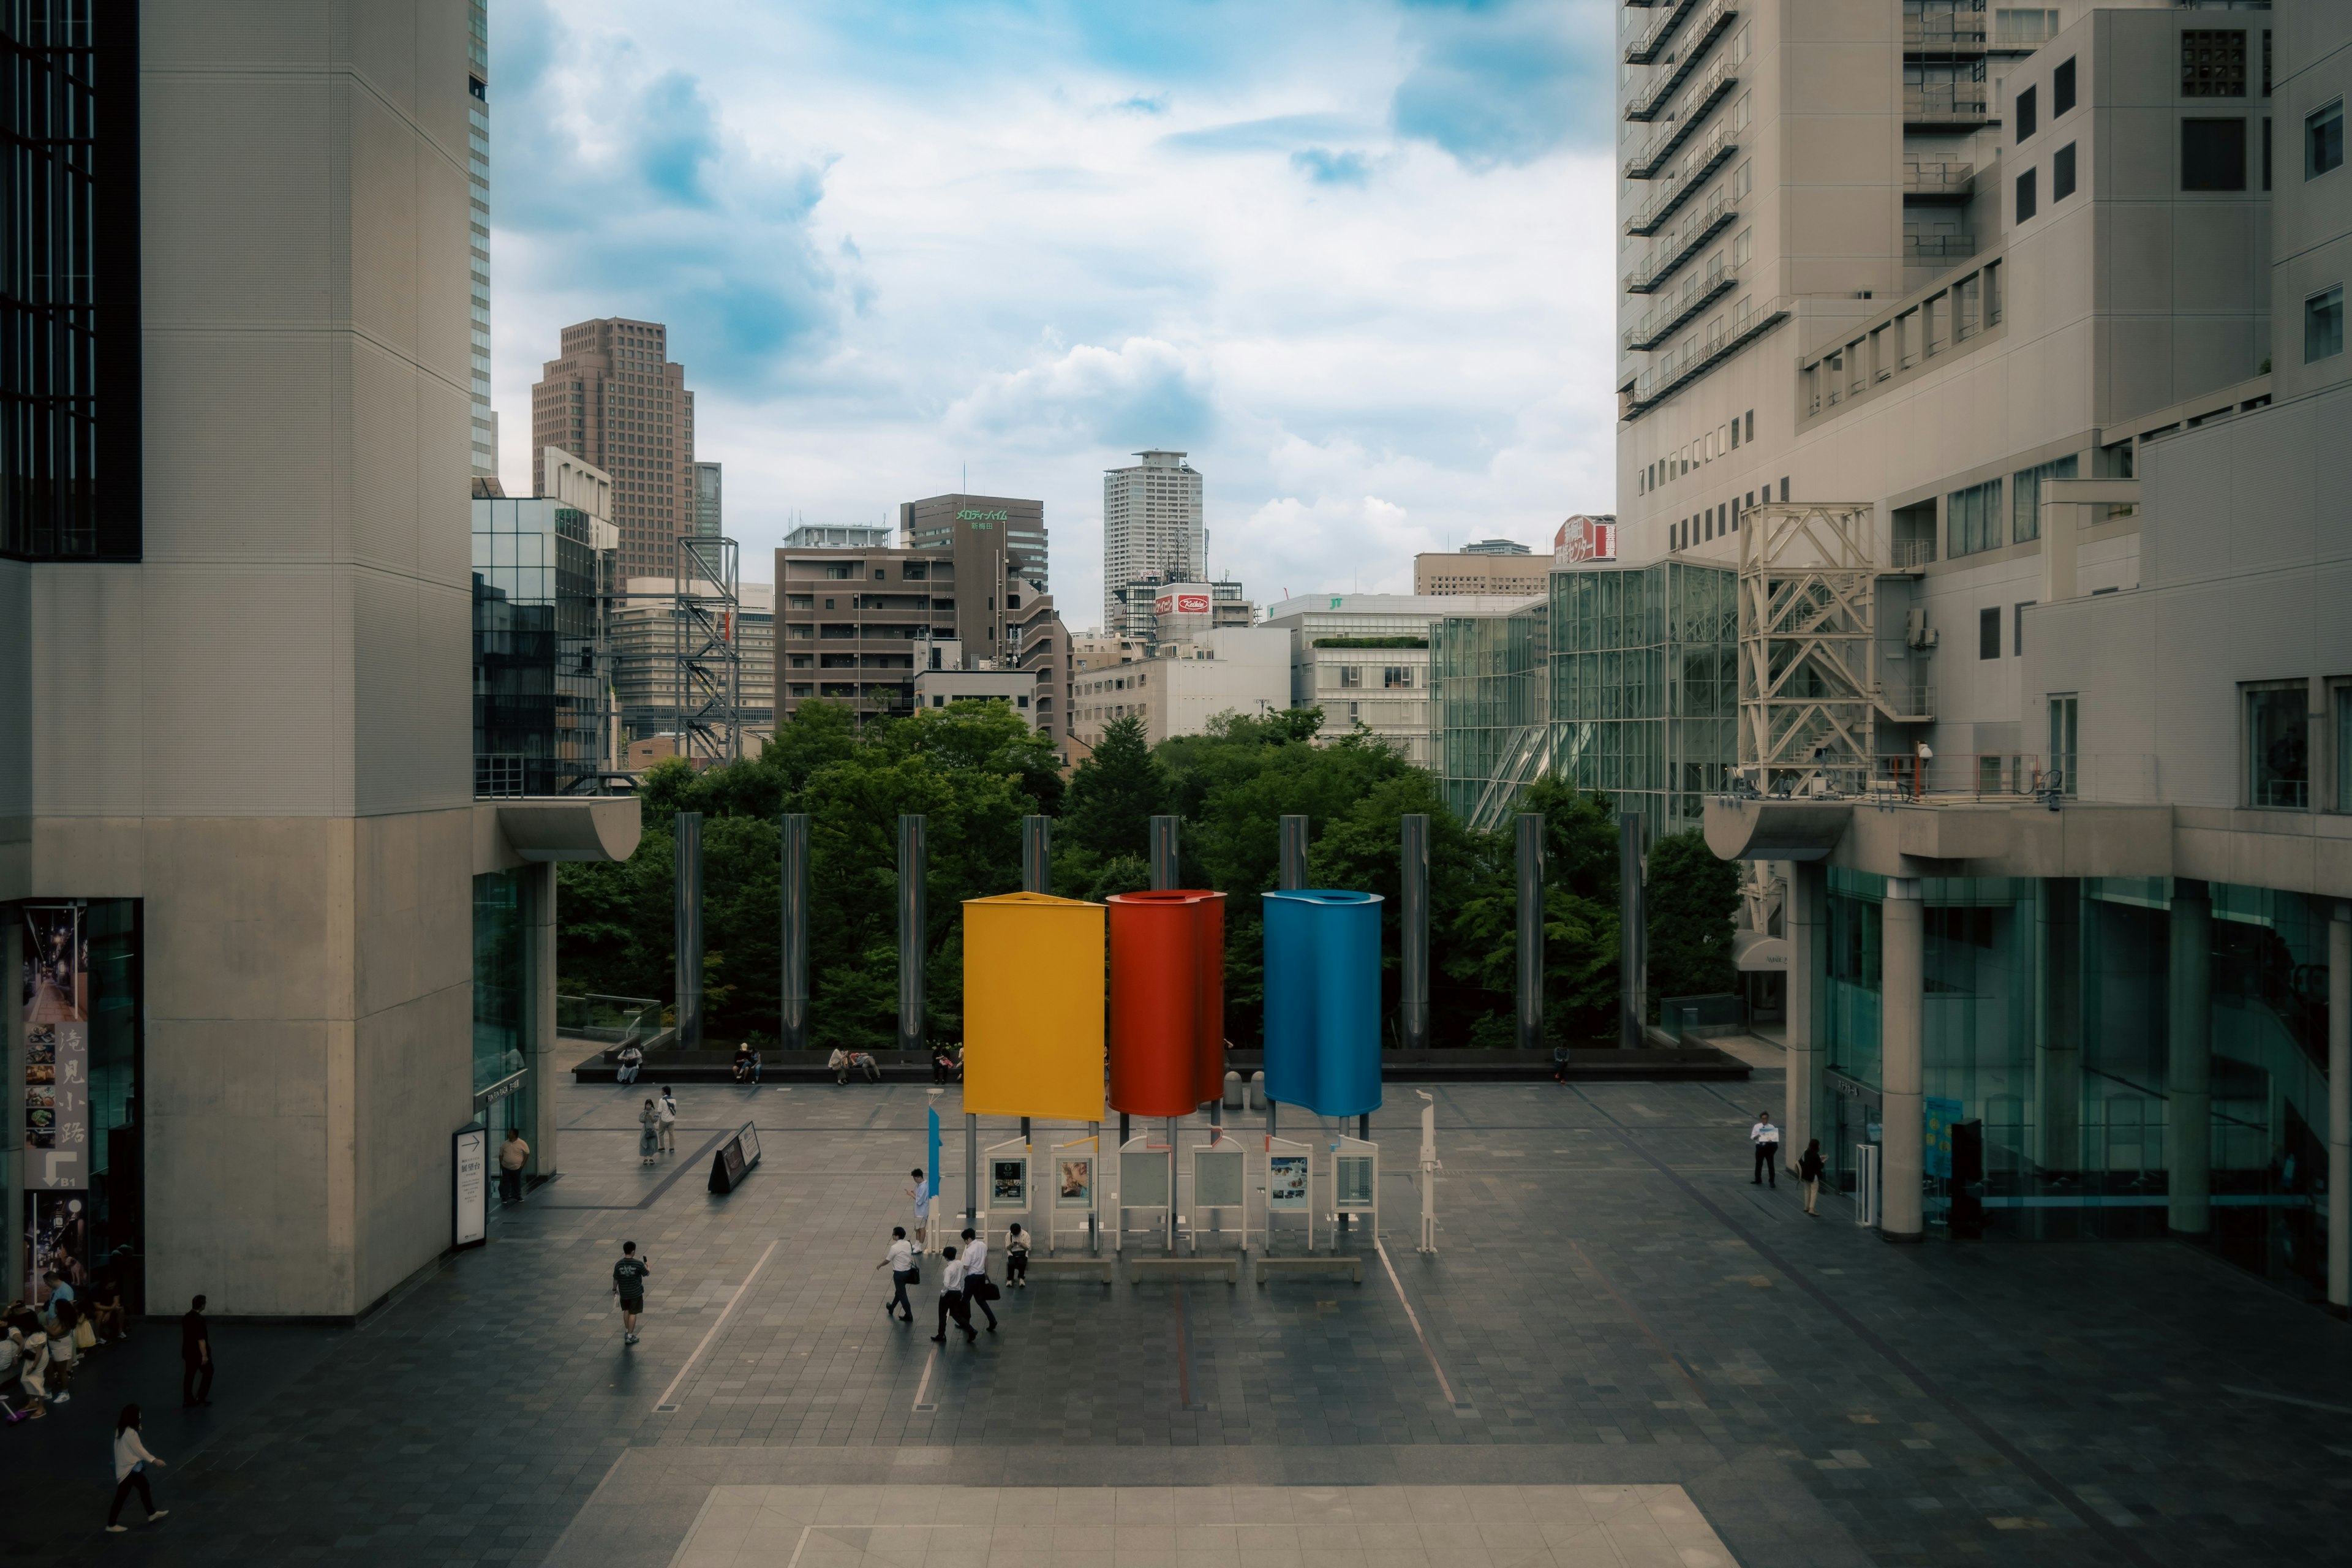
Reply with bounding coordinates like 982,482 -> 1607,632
1262,889 -> 1384,1118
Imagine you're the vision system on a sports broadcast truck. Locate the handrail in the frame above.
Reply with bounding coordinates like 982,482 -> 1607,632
1624,257 -> 1740,351
1622,190 -> 1736,294
1624,125 -> 1740,232
1626,295 -> 1790,415
1626,0 -> 1740,118
1626,0 -> 1703,65
1623,57 -> 1741,178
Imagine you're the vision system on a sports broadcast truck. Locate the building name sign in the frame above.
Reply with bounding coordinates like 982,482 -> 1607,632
1555,516 -> 1618,565
1154,592 -> 1211,616
956,508 -> 1008,522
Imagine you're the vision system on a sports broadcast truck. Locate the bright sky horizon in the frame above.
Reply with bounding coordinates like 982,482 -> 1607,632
491,0 -> 1620,621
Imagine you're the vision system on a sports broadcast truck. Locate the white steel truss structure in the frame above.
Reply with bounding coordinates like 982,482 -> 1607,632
1736,502 -> 1875,793
672,535 -> 744,766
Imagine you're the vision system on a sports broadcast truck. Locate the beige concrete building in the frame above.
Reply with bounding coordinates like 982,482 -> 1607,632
530,318 -> 698,580
1067,628 -> 1292,748
1413,550 -> 1553,596
1101,450 -> 1204,631
1,3 -> 636,1319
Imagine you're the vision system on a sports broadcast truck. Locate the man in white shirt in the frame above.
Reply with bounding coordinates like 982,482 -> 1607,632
875,1226 -> 916,1322
957,1227 -> 997,1333
657,1087 -> 678,1153
1751,1112 -> 1781,1188
931,1245 -> 973,1344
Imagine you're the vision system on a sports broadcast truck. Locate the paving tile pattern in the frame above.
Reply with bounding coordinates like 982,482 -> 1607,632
1,1076 -> 2346,1568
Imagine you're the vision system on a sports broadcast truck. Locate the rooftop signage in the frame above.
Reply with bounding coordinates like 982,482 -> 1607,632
957,508 -> 1009,522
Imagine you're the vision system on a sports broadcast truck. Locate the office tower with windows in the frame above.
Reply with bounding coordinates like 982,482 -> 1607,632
1101,450 -> 1202,630
467,1 -> 496,480
695,461 -> 722,538
529,318 -> 697,578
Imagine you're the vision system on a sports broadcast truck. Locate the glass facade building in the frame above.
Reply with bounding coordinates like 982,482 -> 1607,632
1814,871 -> 2334,1301
470,870 -> 533,1146
1430,598 -> 1549,827
473,496 -> 611,796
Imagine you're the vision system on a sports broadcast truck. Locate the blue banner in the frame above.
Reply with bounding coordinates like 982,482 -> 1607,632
927,1107 -> 942,1197
1261,889 -> 1384,1118
1924,1096 -> 1961,1178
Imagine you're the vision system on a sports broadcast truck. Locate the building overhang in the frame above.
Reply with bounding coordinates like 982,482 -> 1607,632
474,797 -> 643,873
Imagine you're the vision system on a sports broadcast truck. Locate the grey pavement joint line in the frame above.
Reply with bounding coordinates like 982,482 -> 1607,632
1373,1236 -> 1461,1406
652,1236 -> 781,1412
2219,1382 -> 2352,1415
1607,1123 -> 2165,1568
912,1341 -> 941,1411
533,1128 -> 736,1209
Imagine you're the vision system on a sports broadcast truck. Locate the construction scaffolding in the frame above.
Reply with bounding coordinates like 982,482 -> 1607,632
672,535 -> 744,766
1736,502 -> 1876,795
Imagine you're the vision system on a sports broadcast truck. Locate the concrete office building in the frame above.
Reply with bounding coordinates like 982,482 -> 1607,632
1,2 -> 637,1318
1626,1 -> 2352,1306
1263,592 -> 1542,768
1067,628 -> 1291,750
608,579 -> 774,742
694,461 -> 722,539
913,639 -> 1044,728
900,494 -> 1051,636
467,0 -> 497,481
1413,549 -> 1554,596
529,318 -> 697,580
1101,450 -> 1203,631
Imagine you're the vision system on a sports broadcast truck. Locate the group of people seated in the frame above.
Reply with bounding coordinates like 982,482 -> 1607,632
2,1271 -> 129,1422
828,1047 -> 880,1084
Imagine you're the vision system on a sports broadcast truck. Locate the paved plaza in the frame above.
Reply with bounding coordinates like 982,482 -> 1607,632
5,1070 -> 2350,1567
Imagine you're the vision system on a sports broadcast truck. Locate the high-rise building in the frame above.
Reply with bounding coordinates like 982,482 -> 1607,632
467,2 -> 496,480
695,461 -> 722,538
902,492 -> 1048,597
1101,450 -> 1202,630
529,318 -> 697,579
1,1 -> 636,1319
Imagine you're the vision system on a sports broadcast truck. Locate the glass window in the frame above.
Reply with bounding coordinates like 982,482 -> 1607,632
2013,601 -> 2034,656
2338,685 -> 2352,813
2011,454 -> 2077,541
2246,681 -> 2309,808
2016,83 -> 2038,141
2053,57 -> 2076,118
2306,285 -> 2343,362
2180,30 -> 2247,98
2016,166 -> 2038,222
2183,119 -> 2247,190
1979,606 -> 2001,660
1948,477 -> 2003,557
2308,99 -> 2343,177
2053,142 -> 2077,201
2048,695 -> 2078,795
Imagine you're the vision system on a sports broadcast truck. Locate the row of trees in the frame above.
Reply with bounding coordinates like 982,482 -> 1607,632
556,701 -> 1740,1051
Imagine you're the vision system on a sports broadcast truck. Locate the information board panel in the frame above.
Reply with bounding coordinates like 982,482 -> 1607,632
708,1121 -> 764,1193
1121,1149 -> 1172,1208
1194,1145 -> 1245,1208
453,1126 -> 488,1248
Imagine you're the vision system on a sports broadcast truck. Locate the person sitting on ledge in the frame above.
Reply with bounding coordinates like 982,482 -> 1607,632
615,1042 -> 644,1085
732,1043 -> 761,1084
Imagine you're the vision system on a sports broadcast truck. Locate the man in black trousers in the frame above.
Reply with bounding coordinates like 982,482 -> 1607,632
181,1295 -> 213,1407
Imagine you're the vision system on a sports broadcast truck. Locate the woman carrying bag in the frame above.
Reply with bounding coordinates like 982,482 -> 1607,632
106,1404 -> 168,1531
638,1098 -> 662,1167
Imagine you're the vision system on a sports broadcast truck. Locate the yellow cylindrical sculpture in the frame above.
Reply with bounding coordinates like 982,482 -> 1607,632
962,891 -> 1106,1122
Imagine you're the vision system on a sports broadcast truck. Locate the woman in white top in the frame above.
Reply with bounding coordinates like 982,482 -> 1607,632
106,1404 -> 168,1531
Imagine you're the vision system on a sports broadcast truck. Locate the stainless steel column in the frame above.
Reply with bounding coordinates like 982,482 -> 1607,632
1150,815 -> 1181,890
967,1112 -> 979,1230
1516,813 -> 1544,1052
1401,814 -> 1430,1053
1022,815 -> 1052,894
2329,900 -> 2350,1311
524,861 -> 560,1177
674,811 -> 704,1049
1782,861 -> 1824,1175
1279,815 -> 1309,891
2167,878 -> 2213,1237
780,813 -> 810,1052
898,814 -> 927,1056
1880,877 -> 1924,1240
1619,812 -> 1645,1049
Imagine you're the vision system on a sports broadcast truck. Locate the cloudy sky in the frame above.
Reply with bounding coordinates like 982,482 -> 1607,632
491,0 -> 1621,620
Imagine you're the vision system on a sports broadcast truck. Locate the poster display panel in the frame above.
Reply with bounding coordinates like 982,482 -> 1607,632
991,1157 -> 1029,1211
1193,1145 -> 1245,1208
1120,1148 -> 1172,1208
453,1126 -> 489,1248
21,905 -> 89,1192
1267,1154 -> 1310,1210
1335,1153 -> 1376,1209
1055,1156 -> 1095,1209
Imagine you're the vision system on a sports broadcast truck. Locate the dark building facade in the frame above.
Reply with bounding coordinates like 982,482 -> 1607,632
900,492 -> 1048,601
472,496 -> 612,796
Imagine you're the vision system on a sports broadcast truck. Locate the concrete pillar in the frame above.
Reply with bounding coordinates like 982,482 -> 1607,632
2,917 -> 21,1303
1782,861 -> 1825,1174
1619,813 -> 1645,1049
1516,813 -> 1545,1052
2167,878 -> 2212,1237
780,813 -> 810,1051
1150,815 -> 1180,890
1880,878 -> 1925,1241
899,815 -> 927,1055
2328,900 -> 2348,1311
524,862 -> 560,1178
1022,815 -> 1052,894
674,811 -> 704,1049
1400,814 -> 1430,1052
1278,815 -> 1309,891
2033,878 -> 2082,1176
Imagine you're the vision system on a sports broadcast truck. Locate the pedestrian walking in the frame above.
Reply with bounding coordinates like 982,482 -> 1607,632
1750,1111 -> 1781,1187
657,1087 -> 679,1154
104,1405 -> 168,1532
875,1226 -> 916,1322
498,1128 -> 530,1203
179,1296 -> 212,1408
958,1227 -> 998,1332
616,1041 -> 644,1085
930,1245 -> 974,1345
91,1275 -> 128,1343
638,1097 -> 661,1166
907,1167 -> 932,1252
1005,1223 -> 1030,1287
104,1405 -> 167,1529
612,1241 -> 650,1346
1799,1138 -> 1825,1215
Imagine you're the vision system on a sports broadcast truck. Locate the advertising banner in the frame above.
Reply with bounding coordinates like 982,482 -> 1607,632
1553,515 -> 1618,565
28,1193 -> 91,1307
1055,1156 -> 1095,1209
962,892 -> 1106,1122
1924,1096 -> 1961,1180
21,904 -> 89,1193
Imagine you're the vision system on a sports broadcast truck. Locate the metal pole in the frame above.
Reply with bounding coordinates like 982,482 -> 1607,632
1515,813 -> 1544,1052
1150,815 -> 1180,889
898,814 -> 927,1056
1400,813 -> 1430,1052
780,813 -> 809,1051
1022,814 -> 1052,894
1619,812 -> 1645,1049
1278,815 -> 1309,890
965,1112 -> 978,1231
674,812 -> 704,1049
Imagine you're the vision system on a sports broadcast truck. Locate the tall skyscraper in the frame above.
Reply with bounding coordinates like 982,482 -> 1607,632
1100,450 -> 1201,630
529,318 -> 697,577
695,461 -> 722,538
467,2 -> 495,480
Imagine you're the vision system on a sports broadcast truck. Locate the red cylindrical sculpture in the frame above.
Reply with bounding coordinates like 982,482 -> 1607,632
1106,890 -> 1226,1117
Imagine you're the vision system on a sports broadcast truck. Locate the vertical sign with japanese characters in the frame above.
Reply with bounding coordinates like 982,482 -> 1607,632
22,905 -> 89,1191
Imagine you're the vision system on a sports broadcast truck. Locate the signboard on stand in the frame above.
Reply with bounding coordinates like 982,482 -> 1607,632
453,1126 -> 488,1248
1115,1134 -> 1175,1253
1047,1134 -> 1100,1254
1189,1135 -> 1246,1254
708,1122 -> 764,1193
1257,1135 -> 1316,1254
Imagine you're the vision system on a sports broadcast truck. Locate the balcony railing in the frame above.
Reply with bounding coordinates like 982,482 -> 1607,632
1626,0 -> 1703,65
1626,0 -> 1740,119
1626,293 -> 1790,415
1905,86 -> 1991,124
1625,126 -> 1741,234
1904,17 -> 1988,51
1904,160 -> 1975,198
1622,190 -> 1737,294
556,993 -> 663,1046
1727,753 -> 2160,804
1623,58 -> 1741,177
1904,232 -> 1978,263
1625,257 -> 1740,350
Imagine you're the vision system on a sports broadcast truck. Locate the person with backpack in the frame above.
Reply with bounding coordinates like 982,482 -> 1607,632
104,1405 -> 167,1531
1799,1138 -> 1826,1215
657,1087 -> 679,1154
638,1098 -> 662,1167
612,1242 -> 650,1345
